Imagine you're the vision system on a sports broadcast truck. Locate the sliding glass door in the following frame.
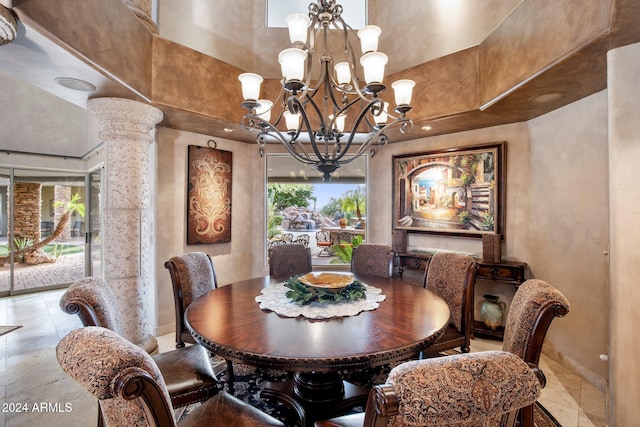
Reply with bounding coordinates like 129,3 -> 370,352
0,168 -> 10,293
86,169 -> 102,278
0,167 -> 101,295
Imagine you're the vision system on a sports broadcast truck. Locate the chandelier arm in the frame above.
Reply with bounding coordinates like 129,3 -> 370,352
298,90 -> 328,133
327,95 -> 366,133
333,15 -> 352,52
352,116 -> 414,160
331,100 -> 380,163
263,84 -> 287,124
250,118 -> 317,165
291,96 -> 327,161
362,113 -> 378,133
342,97 -> 384,135
326,78 -> 345,113
330,16 -> 370,103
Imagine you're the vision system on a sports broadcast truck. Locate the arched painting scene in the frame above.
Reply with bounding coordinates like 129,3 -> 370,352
393,143 -> 505,237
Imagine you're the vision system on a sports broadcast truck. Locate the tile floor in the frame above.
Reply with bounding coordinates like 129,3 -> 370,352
0,289 -> 607,427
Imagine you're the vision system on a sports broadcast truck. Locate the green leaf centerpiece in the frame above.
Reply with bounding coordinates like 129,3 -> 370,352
284,274 -> 367,306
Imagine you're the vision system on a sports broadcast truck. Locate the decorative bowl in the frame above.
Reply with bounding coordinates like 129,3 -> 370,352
299,272 -> 354,292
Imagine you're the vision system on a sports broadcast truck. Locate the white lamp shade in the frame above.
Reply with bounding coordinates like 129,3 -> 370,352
334,62 -> 351,85
331,114 -> 346,132
278,48 -> 307,81
238,73 -> 263,101
374,102 -> 389,125
360,52 -> 388,84
283,110 -> 300,131
391,79 -> 416,105
285,14 -> 310,44
357,25 -> 381,53
255,99 -> 273,121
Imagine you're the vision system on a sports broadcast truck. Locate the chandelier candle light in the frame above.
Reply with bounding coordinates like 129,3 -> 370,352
238,0 -> 415,181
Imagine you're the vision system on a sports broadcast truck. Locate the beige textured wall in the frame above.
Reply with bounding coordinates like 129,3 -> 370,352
367,92 -> 610,389
526,91 -> 609,385
607,42 -> 640,427
154,127 -> 267,335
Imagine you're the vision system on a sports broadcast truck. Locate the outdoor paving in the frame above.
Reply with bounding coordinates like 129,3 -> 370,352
0,252 -> 85,293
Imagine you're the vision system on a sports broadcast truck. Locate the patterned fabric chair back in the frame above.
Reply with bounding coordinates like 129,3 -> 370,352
350,244 -> 394,278
57,327 -> 176,427
59,277 -> 125,336
164,252 -> 218,347
384,351 -> 541,427
165,252 -> 218,309
502,279 -> 570,365
424,252 -> 476,332
268,243 -> 312,278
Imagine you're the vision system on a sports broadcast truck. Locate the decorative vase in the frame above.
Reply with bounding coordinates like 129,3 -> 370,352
480,294 -> 506,330
339,218 -> 348,228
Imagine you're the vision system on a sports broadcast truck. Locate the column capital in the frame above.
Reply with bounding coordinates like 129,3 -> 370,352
88,97 -> 163,143
0,5 -> 17,46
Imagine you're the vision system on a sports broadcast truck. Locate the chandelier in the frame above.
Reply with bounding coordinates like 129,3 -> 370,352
238,0 -> 415,181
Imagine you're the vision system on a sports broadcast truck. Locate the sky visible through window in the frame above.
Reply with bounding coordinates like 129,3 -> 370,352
312,183 -> 362,211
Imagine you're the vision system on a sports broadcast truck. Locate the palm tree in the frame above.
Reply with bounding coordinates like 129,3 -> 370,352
340,187 -> 366,224
0,193 -> 85,264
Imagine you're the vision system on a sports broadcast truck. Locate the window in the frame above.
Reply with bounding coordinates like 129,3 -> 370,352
266,155 -> 367,266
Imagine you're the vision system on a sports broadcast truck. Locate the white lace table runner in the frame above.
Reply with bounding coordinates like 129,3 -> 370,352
255,283 -> 386,319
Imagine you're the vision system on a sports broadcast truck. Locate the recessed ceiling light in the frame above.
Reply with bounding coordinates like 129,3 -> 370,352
529,92 -> 565,105
223,128 -> 234,132
421,125 -> 432,131
54,77 -> 96,92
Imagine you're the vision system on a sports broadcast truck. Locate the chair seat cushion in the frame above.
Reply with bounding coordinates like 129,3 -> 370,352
152,344 -> 219,407
178,391 -> 284,427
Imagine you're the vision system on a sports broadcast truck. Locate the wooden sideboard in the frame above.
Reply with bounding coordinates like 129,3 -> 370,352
395,252 -> 527,340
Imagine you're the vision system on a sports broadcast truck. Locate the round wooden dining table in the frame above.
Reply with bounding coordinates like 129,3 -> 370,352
185,273 -> 450,427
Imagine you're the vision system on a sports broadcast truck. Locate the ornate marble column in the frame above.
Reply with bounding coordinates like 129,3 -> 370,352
122,0 -> 157,34
0,5 -> 18,45
88,97 -> 163,354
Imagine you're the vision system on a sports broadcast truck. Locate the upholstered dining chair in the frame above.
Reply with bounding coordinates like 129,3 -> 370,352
164,252 -> 235,391
501,279 -> 570,427
315,350 -> 541,427
268,243 -> 312,278
59,277 -> 219,419
164,252 -> 218,349
421,252 -> 476,355
350,244 -> 394,278
57,327 -> 285,427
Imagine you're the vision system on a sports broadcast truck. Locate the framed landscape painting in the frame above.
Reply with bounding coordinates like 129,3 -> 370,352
187,144 -> 232,244
393,142 -> 505,237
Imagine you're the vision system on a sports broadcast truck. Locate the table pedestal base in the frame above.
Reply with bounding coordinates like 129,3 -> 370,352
261,371 -> 369,427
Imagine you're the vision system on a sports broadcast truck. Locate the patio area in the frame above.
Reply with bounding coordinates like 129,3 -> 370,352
0,252 -> 85,293
0,237 -> 86,293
